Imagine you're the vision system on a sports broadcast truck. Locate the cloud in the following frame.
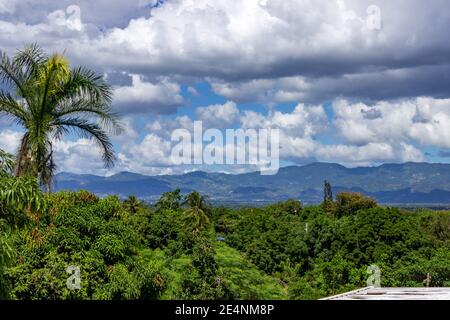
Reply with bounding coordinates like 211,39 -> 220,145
47,5 -> 84,32
2,0 -> 450,105
333,97 -> 450,148
53,138 -> 111,174
187,86 -> 199,96
113,117 -> 139,142
113,74 -> 183,114
116,132 -> 187,175
125,133 -> 173,166
196,101 -> 239,128
146,115 -> 195,140
315,142 -> 425,166
234,102 -> 426,166
0,129 -> 22,153
133,100 -> 428,169
81,0 -> 448,77
0,0 -> 17,14
211,64 -> 450,104
2,1 -> 450,174
241,103 -> 328,138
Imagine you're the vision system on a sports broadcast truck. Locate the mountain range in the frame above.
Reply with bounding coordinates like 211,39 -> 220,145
54,162 -> 450,206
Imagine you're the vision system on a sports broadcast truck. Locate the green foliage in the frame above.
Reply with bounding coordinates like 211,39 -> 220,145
155,189 -> 181,211
0,175 -> 46,299
1,188 -> 449,300
224,207 -> 308,275
215,242 -> 286,299
2,190 -> 165,299
333,192 -> 378,217
0,177 -> 46,222
123,195 -> 143,214
0,149 -> 15,178
213,194 -> 449,299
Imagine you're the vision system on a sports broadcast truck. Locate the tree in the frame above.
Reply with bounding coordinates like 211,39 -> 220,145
0,44 -> 121,191
183,191 -> 210,216
323,180 -> 333,203
155,189 -> 182,211
334,192 -> 377,218
182,192 -> 211,238
0,173 -> 46,299
123,195 -> 143,214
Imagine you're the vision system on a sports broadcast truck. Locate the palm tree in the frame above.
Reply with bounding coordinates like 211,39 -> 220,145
182,192 -> 210,237
155,188 -> 181,211
0,44 -> 121,191
123,195 -> 142,214
183,191 -> 210,215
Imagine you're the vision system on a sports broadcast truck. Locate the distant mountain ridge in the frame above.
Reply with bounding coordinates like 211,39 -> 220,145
54,162 -> 450,205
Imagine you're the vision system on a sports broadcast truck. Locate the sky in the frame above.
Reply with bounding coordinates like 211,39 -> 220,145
1,0 -> 450,176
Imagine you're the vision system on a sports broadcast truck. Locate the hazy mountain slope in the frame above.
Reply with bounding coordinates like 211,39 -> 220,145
54,162 -> 450,204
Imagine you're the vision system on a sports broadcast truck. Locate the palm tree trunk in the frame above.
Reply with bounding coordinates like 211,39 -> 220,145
15,134 -> 29,177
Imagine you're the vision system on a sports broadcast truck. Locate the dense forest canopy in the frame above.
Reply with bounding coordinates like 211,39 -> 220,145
0,177 -> 448,299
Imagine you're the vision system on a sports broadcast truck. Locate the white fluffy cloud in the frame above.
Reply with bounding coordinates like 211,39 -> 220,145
124,134 -> 173,167
116,99 -> 440,169
53,138 -> 110,174
0,129 -> 22,153
241,104 -> 327,137
0,5 -> 86,52
113,74 -> 183,114
196,101 -> 239,128
333,97 -> 450,148
78,0 -> 449,78
316,142 -> 425,166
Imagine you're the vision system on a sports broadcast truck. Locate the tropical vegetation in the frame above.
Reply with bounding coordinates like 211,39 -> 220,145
0,177 -> 448,299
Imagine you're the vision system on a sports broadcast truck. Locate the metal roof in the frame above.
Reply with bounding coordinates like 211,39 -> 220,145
322,287 -> 450,300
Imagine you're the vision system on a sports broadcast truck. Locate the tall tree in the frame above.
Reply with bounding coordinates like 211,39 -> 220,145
323,180 -> 333,203
123,195 -> 142,214
183,191 -> 210,216
0,44 -> 121,191
182,192 -> 210,238
155,189 -> 182,211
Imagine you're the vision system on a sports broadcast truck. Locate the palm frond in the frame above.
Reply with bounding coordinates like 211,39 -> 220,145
54,98 -> 122,135
0,52 -> 28,100
54,117 -> 116,168
0,91 -> 28,124
14,43 -> 47,79
58,67 -> 113,105
39,56 -> 63,117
